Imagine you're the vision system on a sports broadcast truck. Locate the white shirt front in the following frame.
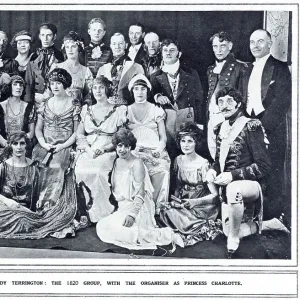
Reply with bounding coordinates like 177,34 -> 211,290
247,54 -> 270,116
127,43 -> 142,61
213,60 -> 226,74
162,60 -> 180,101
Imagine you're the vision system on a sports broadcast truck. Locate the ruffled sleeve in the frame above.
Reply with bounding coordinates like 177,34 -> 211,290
36,100 -> 46,120
72,103 -> 82,122
173,156 -> 180,174
200,159 -> 210,183
153,105 -> 166,124
79,105 -> 88,124
115,105 -> 128,128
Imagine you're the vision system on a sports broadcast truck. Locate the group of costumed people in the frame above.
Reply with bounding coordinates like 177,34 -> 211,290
0,27 -> 290,257
0,70 -> 289,256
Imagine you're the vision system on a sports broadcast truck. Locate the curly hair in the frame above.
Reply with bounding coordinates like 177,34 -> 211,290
0,131 -> 30,160
175,121 -> 204,153
8,75 -> 26,99
112,128 -> 137,150
216,87 -> 244,108
8,131 -> 29,145
88,18 -> 107,31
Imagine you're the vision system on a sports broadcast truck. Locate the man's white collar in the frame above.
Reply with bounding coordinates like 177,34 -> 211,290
162,60 -> 180,75
254,53 -> 270,65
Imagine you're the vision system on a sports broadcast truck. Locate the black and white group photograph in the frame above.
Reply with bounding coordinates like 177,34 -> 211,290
0,3 -> 295,264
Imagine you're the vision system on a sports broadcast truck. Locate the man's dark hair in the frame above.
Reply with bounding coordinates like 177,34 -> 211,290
39,22 -> 58,36
216,87 -> 244,108
129,22 -> 145,32
209,31 -> 232,43
161,38 -> 181,53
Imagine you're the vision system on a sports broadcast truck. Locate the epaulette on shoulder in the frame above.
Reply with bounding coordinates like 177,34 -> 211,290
213,122 -> 222,135
236,59 -> 249,68
207,64 -> 214,72
247,119 -> 262,131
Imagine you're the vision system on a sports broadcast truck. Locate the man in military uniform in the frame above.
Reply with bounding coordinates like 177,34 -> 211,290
84,18 -> 112,77
24,23 -> 64,105
206,87 -> 271,257
206,31 -> 247,159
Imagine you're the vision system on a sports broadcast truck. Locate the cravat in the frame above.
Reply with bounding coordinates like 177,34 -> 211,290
37,47 -> 55,78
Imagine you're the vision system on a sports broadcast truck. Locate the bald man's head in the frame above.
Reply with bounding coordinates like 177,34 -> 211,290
144,32 -> 160,56
250,29 -> 272,59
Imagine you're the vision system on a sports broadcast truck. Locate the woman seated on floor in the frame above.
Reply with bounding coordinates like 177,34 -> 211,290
96,128 -> 184,250
0,131 -> 77,239
158,122 -> 222,247
75,76 -> 127,223
126,74 -> 170,214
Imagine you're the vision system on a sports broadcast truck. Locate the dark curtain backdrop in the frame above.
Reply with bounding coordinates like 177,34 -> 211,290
0,10 -> 263,92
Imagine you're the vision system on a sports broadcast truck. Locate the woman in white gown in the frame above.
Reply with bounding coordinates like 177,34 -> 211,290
75,76 -> 127,223
127,74 -> 170,214
96,128 -> 183,250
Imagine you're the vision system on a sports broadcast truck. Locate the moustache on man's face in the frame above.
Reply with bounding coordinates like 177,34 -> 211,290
221,108 -> 231,113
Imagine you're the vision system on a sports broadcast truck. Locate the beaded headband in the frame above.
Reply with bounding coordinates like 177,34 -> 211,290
47,71 -> 70,85
62,38 -> 85,50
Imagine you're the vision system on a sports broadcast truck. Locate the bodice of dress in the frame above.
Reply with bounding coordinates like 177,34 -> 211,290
80,104 -> 127,148
112,167 -> 132,202
112,160 -> 154,202
0,161 -> 37,208
53,62 -> 93,90
127,103 -> 165,148
0,100 -> 35,136
38,99 -> 81,145
175,155 -> 210,199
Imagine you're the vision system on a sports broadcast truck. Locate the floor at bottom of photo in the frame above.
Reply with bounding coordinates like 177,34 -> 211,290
0,225 -> 291,259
